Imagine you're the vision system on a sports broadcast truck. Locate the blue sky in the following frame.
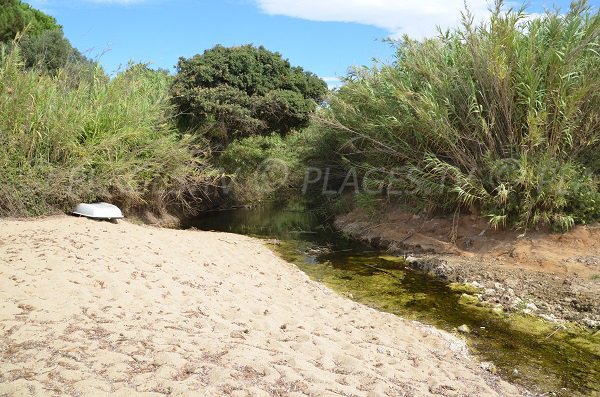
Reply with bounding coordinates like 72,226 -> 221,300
24,0 -> 598,86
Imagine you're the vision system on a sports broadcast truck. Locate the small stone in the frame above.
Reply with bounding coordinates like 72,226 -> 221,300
525,303 -> 538,311
583,318 -> 600,329
539,313 -> 559,323
480,361 -> 497,374
512,368 -> 519,377
470,281 -> 484,289
457,324 -> 471,334
511,297 -> 523,307
376,346 -> 394,356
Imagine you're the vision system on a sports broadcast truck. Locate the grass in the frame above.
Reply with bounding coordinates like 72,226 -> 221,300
0,43 -> 210,217
319,0 -> 600,231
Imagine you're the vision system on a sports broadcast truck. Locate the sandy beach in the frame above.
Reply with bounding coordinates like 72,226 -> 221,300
0,216 -> 524,396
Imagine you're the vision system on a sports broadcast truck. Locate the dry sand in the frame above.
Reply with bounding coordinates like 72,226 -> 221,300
0,216 -> 524,396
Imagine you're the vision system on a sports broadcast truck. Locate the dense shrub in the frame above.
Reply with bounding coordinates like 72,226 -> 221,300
0,46 -> 209,217
218,131 -> 309,204
19,29 -> 93,74
320,1 -> 600,231
171,45 -> 327,145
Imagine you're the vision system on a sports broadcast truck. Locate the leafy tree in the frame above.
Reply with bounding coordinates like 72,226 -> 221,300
171,44 -> 327,143
0,0 -> 61,42
0,1 -> 93,75
19,29 -> 84,72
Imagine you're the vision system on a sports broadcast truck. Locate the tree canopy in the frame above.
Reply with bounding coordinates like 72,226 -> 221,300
1,0 -> 92,74
19,29 -> 89,73
171,44 -> 328,143
0,0 -> 61,42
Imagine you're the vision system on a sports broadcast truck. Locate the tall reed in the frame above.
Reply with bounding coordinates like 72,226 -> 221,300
321,1 -> 600,231
0,44 -> 208,216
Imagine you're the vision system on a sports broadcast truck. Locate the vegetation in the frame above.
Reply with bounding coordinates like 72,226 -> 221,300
318,1 -> 600,231
0,46 -> 207,217
218,130 -> 314,204
0,0 -> 61,42
171,45 -> 327,145
1,0 -> 92,74
3,0 -> 600,232
19,29 -> 93,74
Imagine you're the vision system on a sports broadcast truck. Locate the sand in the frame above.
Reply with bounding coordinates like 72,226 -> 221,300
0,216 -> 524,396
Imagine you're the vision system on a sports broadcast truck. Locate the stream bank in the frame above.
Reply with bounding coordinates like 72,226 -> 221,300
336,208 -> 600,329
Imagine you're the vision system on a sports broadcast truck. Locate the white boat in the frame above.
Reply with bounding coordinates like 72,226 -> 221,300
72,202 -> 124,220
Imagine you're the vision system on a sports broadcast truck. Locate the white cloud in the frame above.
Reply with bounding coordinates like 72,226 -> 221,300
255,0 -> 494,39
321,76 -> 343,88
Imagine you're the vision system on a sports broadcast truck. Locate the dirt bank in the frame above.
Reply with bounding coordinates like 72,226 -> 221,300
0,216 -> 526,396
336,209 -> 600,328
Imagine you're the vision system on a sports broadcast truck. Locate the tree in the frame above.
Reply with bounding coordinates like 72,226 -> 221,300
0,0 -> 61,42
0,1 -> 93,75
171,44 -> 328,144
20,29 -> 75,72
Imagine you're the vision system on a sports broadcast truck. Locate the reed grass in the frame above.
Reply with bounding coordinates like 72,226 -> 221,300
322,0 -> 600,231
0,44 -> 208,217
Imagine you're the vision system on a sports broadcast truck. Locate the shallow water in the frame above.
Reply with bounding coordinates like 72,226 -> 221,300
184,204 -> 600,396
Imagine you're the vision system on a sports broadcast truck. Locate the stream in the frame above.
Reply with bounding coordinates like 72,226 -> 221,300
183,203 -> 600,397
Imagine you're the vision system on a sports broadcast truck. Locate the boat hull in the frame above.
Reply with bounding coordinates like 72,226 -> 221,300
72,202 -> 124,220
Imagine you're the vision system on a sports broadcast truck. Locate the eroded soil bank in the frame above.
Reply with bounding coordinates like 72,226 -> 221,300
335,208 -> 600,328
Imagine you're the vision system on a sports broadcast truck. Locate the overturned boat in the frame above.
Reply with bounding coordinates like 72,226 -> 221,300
72,202 -> 124,220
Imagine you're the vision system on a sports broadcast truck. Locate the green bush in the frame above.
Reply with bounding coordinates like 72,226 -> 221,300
0,0 -> 90,75
19,29 -> 93,75
0,46 -> 209,217
171,45 -> 327,145
218,133 -> 302,204
320,1 -> 600,231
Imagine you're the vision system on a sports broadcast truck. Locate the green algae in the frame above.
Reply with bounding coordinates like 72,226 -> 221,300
184,205 -> 600,397
448,282 -> 481,294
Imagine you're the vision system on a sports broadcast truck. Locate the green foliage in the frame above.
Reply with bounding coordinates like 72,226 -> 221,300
19,29 -> 92,74
218,133 -> 303,203
319,1 -> 600,231
171,44 -> 327,144
0,45 -> 209,217
0,1 -> 93,75
0,0 -> 61,42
